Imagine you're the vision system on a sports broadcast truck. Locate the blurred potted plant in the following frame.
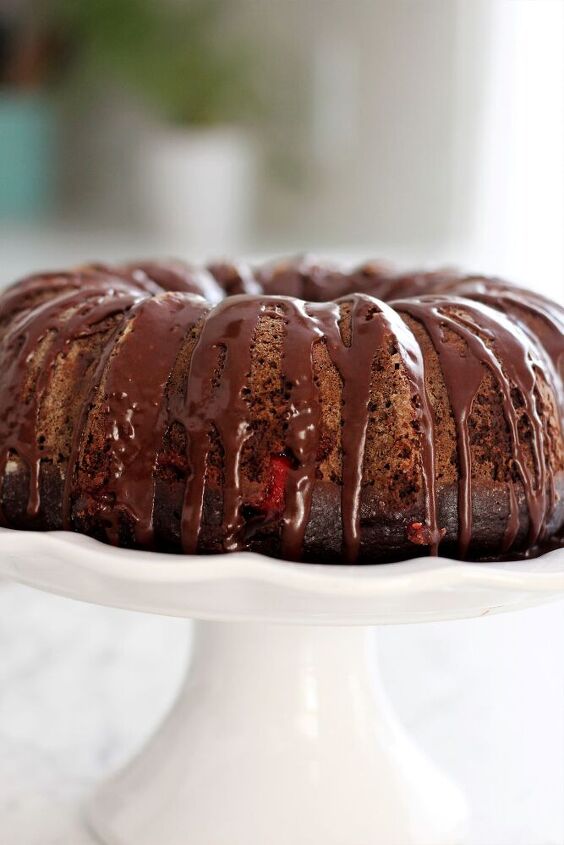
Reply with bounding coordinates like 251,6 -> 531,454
0,11 -> 60,220
51,0 -> 261,248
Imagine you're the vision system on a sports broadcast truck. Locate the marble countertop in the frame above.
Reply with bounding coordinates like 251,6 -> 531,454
1,577 -> 563,845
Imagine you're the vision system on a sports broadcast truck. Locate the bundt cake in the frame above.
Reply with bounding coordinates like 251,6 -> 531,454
0,257 -> 562,564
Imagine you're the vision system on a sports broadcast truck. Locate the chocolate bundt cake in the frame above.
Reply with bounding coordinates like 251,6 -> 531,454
0,257 -> 562,563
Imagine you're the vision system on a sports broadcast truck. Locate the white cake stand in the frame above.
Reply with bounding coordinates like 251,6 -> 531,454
1,527 -> 564,845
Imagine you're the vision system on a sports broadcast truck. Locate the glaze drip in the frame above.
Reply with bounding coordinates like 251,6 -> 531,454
173,293 -> 444,562
395,296 -> 552,555
0,282 -> 144,526
73,293 -> 209,547
178,296 -> 263,553
307,295 -> 442,562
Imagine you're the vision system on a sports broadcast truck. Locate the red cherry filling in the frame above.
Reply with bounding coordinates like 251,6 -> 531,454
258,454 -> 291,514
407,521 -> 446,546
241,454 -> 291,540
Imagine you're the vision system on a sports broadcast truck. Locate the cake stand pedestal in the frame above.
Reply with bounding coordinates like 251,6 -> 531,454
1,528 -> 563,845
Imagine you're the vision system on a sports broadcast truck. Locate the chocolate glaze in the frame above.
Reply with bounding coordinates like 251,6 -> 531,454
73,292 -> 210,548
303,296 -> 442,562
0,257 -> 562,563
0,280 -> 145,526
170,293 -> 441,562
453,278 -> 564,403
208,261 -> 262,296
395,296 -> 552,556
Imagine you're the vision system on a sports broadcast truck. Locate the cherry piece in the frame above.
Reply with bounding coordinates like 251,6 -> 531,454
259,454 -> 291,514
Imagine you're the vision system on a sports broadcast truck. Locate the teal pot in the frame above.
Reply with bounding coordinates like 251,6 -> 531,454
0,94 -> 57,220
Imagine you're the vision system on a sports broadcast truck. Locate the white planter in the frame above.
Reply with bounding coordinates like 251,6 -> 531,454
138,126 -> 256,252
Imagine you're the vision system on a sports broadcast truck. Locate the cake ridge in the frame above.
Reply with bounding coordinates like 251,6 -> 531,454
395,295 -> 553,556
0,282 -> 145,527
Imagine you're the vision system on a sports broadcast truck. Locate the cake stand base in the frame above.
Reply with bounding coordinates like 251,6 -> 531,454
4,530 -> 562,844
87,621 -> 467,845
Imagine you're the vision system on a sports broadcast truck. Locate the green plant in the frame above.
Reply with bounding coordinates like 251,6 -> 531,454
45,0 -> 260,125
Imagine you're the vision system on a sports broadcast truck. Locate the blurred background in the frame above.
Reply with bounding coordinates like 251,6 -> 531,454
0,0 -> 562,290
0,1 -> 563,844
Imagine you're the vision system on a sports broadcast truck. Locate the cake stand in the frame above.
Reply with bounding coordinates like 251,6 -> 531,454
1,527 -> 564,845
